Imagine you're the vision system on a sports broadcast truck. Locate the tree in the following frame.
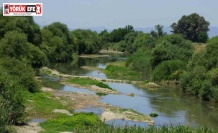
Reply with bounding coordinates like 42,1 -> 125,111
0,31 -> 47,69
150,24 -> 167,38
72,29 -> 101,54
41,22 -> 77,62
151,34 -> 193,69
126,48 -> 152,80
0,13 -> 42,46
171,13 -> 210,43
109,25 -> 135,42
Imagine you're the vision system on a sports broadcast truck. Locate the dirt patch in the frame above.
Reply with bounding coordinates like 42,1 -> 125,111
52,109 -> 73,116
193,43 -> 206,53
133,82 -> 160,90
100,107 -> 153,124
14,122 -> 43,133
54,90 -> 110,110
100,50 -> 124,54
41,87 -> 54,92
81,66 -> 104,72
79,54 -> 110,58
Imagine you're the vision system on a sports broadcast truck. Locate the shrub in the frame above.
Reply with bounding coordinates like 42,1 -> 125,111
152,60 -> 186,81
0,67 -> 25,131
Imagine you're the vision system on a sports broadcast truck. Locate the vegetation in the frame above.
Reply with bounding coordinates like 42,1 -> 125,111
67,77 -> 113,90
24,91 -> 71,118
96,92 -> 108,96
40,112 -> 104,133
105,62 -> 141,80
41,120 -> 216,133
40,22 -> 77,62
180,37 -> 218,101
71,29 -> 101,54
149,113 -> 159,117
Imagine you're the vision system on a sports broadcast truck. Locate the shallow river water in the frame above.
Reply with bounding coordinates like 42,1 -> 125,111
42,56 -> 218,130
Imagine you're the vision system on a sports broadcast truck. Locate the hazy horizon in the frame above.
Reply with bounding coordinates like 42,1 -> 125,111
1,0 -> 218,29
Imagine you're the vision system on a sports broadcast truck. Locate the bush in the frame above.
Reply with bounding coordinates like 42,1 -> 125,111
105,64 -> 140,80
180,37 -> 218,101
0,57 -> 40,92
126,48 -> 152,80
152,60 -> 186,81
0,67 -> 25,131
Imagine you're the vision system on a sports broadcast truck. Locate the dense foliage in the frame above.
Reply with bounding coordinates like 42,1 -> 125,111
40,22 -> 77,62
180,37 -> 218,101
71,29 -> 101,54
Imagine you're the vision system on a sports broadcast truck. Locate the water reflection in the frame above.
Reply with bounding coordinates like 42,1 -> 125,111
62,85 -> 96,95
74,106 -> 104,116
106,119 -> 149,127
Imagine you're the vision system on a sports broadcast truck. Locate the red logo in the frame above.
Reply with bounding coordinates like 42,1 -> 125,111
3,3 -> 43,16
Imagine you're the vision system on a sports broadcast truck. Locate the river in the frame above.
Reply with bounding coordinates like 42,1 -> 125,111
42,55 -> 218,130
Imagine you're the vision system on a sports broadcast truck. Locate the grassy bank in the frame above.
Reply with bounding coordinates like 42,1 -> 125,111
104,61 -> 141,80
67,77 -> 113,90
24,90 -> 72,119
73,125 -> 215,133
40,117 -> 215,133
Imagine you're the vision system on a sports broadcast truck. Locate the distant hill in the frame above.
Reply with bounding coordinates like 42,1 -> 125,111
208,27 -> 218,38
135,26 -> 172,34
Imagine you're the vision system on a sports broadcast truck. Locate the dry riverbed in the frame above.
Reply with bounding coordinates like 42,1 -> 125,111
49,87 -> 154,124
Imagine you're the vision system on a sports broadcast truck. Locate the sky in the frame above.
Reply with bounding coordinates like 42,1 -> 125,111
1,0 -> 218,30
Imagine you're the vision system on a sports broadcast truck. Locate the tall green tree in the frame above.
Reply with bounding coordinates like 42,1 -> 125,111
109,25 -> 135,42
150,24 -> 167,38
72,29 -> 101,54
0,31 -> 47,69
171,13 -> 210,43
41,22 -> 77,62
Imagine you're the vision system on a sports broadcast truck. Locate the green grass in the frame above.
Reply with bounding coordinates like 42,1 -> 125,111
72,124 -> 216,133
96,92 -> 108,96
40,68 -> 52,76
24,91 -> 71,118
104,62 -> 141,80
40,112 -> 105,133
67,77 -> 113,90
